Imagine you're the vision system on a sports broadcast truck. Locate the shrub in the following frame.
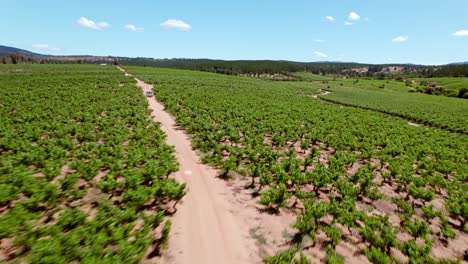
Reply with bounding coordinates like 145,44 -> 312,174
458,88 -> 467,98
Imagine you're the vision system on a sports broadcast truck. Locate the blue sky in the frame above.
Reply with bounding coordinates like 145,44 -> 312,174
2,0 -> 468,65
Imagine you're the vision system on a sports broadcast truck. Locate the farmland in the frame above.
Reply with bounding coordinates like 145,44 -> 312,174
280,75 -> 468,133
320,84 -> 468,134
0,65 -> 185,263
292,72 -> 336,81
3,0 -> 468,263
413,77 -> 468,95
0,64 -> 467,264
125,66 -> 467,263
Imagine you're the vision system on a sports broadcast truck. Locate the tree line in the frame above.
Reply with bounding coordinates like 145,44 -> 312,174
2,53 -> 468,78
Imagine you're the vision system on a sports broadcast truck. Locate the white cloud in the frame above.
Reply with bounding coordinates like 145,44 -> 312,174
160,19 -> 192,31
344,21 -> 354,26
325,16 -> 335,22
124,24 -> 144,32
452,30 -> 468,37
97,22 -> 109,28
77,17 -> 110,30
348,12 -> 361,21
314,39 -> 325,43
31,44 -> 62,52
314,51 -> 328,58
392,35 -> 409,43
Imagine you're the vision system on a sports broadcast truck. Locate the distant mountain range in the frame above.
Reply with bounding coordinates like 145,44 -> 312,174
0,45 -> 126,63
448,61 -> 468,65
2,45 -> 467,66
0,45 -> 43,57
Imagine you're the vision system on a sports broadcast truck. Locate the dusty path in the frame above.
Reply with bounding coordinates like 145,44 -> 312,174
311,89 -> 331,99
117,67 -> 295,264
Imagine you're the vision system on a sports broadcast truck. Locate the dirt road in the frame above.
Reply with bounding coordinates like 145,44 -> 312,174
137,77 -> 256,264
116,67 -> 295,264
311,90 -> 331,99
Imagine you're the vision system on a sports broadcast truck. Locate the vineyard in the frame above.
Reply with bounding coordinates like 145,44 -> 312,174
273,75 -> 468,134
413,77 -> 468,94
319,84 -> 468,134
292,72 -> 336,81
125,66 -> 467,263
0,65 -> 185,263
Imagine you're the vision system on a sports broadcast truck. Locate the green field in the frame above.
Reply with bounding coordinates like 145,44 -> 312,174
1,64 -> 467,263
340,78 -> 410,92
292,72 -> 336,81
0,64 -> 185,263
414,77 -> 468,94
125,66 -> 467,263
320,83 -> 468,134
